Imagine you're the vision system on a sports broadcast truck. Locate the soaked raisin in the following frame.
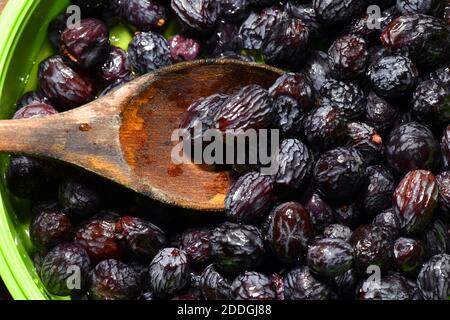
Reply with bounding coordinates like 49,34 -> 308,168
301,51 -> 332,92
283,266 -> 330,300
200,264 -> 232,300
412,79 -> 450,127
307,238 -> 354,277
120,0 -> 168,31
304,193 -> 336,233
16,91 -> 50,109
231,272 -> 277,300
269,73 -> 315,112
393,237 -> 425,276
180,228 -> 211,266
328,35 -> 368,80
347,122 -> 383,165
13,103 -> 57,120
285,2 -> 321,38
417,254 -> 450,300
171,0 -> 221,33
30,208 -> 73,251
168,34 -> 201,62
98,46 -> 131,83
364,91 -> 399,134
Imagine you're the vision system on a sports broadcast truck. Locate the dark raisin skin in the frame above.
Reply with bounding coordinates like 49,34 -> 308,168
210,222 -> 265,275
397,0 -> 447,17
393,237 -> 425,276
358,165 -> 395,219
38,55 -> 95,109
373,208 -> 401,237
267,202 -> 314,264
313,147 -> 366,204
350,225 -> 393,273
283,266 -> 330,300
48,14 -> 70,50
262,16 -> 309,69
437,172 -> 450,221
285,2 -> 321,38
328,35 -> 368,80
221,0 -> 250,22
179,93 -> 229,141
115,216 -> 167,260
319,80 -> 366,120
171,0 -> 221,33
313,0 -> 366,26
358,272 -> 417,300
364,92 -> 399,135
422,219 -> 450,258
238,7 -> 284,51
168,34 -> 201,62
180,228 -> 211,266
347,122 -> 383,165
58,178 -> 100,219
61,18 -> 110,69
40,243 -> 91,296
272,96 -> 304,137
307,238 -> 354,278
225,172 -> 274,223
213,85 -> 274,133
148,248 -> 190,298
323,224 -> 352,241
275,139 -> 313,190
30,208 -> 73,251
417,254 -> 450,300
88,259 -> 140,300
334,203 -> 361,229
367,55 -> 418,98
231,272 -> 277,300
303,105 -> 348,151
445,2 -> 450,25
13,103 -> 58,120
412,79 -> 450,127
128,31 -> 172,74
386,122 -> 440,176
304,193 -> 336,233
443,125 -> 450,168
119,0 -> 168,31
16,91 -> 50,109
381,14 -> 450,69
393,170 -> 438,236
200,264 -> 232,300
301,50 -> 332,93
207,20 -> 238,56
269,73 -> 315,112
333,268 -> 359,299
75,218 -> 124,263
98,46 -> 131,83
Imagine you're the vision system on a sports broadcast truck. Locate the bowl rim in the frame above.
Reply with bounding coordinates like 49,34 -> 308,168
0,0 -> 47,300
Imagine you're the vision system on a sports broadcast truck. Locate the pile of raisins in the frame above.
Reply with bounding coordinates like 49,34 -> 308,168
7,0 -> 450,300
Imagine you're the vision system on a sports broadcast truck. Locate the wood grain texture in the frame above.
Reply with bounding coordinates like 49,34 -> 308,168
0,60 -> 283,211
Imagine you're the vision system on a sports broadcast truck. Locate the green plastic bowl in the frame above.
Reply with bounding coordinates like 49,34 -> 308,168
0,0 -> 135,300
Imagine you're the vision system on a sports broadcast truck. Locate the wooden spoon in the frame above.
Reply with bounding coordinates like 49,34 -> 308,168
0,59 -> 284,211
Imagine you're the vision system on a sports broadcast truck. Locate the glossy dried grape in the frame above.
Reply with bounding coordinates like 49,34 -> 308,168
30,208 -> 73,251
207,20 -> 238,55
262,16 -> 309,69
307,238 -> 354,277
13,103 -> 58,120
303,105 -> 348,151
274,139 -> 313,189
149,248 -> 190,297
328,35 -> 368,80
443,125 -> 450,168
225,172 -> 274,223
213,85 -> 274,133
283,266 -> 330,300
128,31 -> 172,74
313,147 -> 366,203
313,0 -> 366,26
200,264 -> 232,300
422,219 -> 450,258
359,165 -> 395,218
120,0 -> 168,31
319,80 -> 365,120
301,50 -> 332,92
364,91 -> 399,134
285,2 -> 321,38
393,237 -> 425,275
267,202 -> 314,263
367,54 -> 418,98
168,34 -> 201,62
436,171 -> 450,221
386,122 -> 439,176
115,216 -> 167,259
16,91 -> 50,109
358,272 -> 417,300
417,254 -> 450,300
59,178 -> 100,218
372,208 -> 401,241
393,170 -> 438,235
75,218 -> 124,262
88,259 -> 140,300
381,14 -> 450,68
272,96 -> 304,136
323,224 -> 352,241
412,79 -> 450,126
347,122 -> 383,165
238,7 -> 284,50
210,222 -> 265,274
350,225 -> 393,272
334,203 -> 362,228
180,228 -> 211,266
269,73 -> 315,112
39,55 -> 95,109
171,0 -> 221,33
98,46 -> 131,83
41,243 -> 91,296
304,193 -> 336,233
231,272 -> 277,300
397,0 -> 447,16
